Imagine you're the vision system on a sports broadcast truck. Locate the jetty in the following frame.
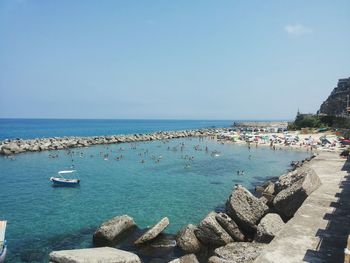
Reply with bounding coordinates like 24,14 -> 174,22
0,128 -> 224,155
255,151 -> 350,263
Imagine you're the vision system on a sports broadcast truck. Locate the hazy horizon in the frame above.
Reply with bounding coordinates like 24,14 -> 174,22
1,1 -> 349,119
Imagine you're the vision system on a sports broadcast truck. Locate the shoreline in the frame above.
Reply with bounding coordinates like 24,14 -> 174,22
0,127 -> 344,156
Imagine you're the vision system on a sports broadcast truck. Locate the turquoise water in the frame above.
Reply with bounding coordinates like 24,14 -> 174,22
0,137 -> 310,262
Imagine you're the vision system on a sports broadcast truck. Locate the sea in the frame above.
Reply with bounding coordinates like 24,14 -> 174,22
0,119 -> 310,262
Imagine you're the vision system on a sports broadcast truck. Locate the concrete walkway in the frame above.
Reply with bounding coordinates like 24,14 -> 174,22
255,151 -> 350,263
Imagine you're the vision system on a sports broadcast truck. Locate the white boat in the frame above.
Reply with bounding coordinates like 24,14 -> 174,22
0,221 -> 7,263
50,170 -> 80,186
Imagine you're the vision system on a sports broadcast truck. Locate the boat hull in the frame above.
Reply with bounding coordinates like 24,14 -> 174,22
50,177 -> 80,187
0,245 -> 7,263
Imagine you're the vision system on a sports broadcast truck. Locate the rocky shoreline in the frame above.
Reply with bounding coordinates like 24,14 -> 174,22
0,128 -> 225,155
49,154 -> 321,263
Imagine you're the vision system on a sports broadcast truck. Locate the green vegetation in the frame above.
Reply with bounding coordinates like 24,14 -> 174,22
288,114 -> 350,130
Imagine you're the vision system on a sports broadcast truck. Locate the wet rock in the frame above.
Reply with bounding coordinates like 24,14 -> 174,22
226,185 -> 269,235
194,212 -> 233,247
135,217 -> 169,245
255,213 -> 284,243
215,212 -> 245,241
93,215 -> 136,246
49,247 -> 141,263
273,168 -> 321,219
208,242 -> 265,263
176,224 -> 203,253
169,254 -> 199,263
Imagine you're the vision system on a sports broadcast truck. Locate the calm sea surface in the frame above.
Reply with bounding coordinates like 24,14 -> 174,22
0,119 -> 234,140
0,119 -> 309,262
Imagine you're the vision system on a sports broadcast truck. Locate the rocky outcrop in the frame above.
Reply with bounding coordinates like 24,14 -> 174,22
194,212 -> 233,247
215,212 -> 245,241
255,213 -> 284,243
176,224 -> 203,253
273,168 -> 321,219
226,185 -> 269,235
49,247 -> 141,263
169,254 -> 199,263
134,217 -> 169,245
318,77 -> 350,116
0,128 -> 224,155
93,215 -> 136,246
208,242 -> 266,263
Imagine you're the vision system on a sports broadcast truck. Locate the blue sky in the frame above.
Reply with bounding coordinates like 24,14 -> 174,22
0,0 -> 349,120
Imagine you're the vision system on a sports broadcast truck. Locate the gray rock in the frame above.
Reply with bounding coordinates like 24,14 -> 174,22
176,224 -> 203,253
4,142 -> 22,154
274,166 -> 312,193
134,217 -> 169,245
168,254 -> 199,263
263,181 -> 275,195
93,215 -> 136,245
49,247 -> 141,263
194,212 -> 233,247
208,242 -> 265,263
215,213 -> 245,241
255,213 -> 284,243
2,148 -> 12,155
31,144 -> 40,151
226,185 -> 269,235
259,196 -> 269,205
273,168 -> 321,219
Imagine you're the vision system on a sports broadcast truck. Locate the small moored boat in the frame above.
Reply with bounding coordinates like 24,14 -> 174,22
0,221 -> 7,263
50,170 -> 80,187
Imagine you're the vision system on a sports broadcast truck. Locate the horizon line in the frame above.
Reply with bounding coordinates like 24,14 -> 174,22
0,117 -> 293,121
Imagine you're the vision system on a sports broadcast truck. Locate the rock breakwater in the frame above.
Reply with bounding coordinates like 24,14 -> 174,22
62,154 -> 319,263
0,128 -> 224,155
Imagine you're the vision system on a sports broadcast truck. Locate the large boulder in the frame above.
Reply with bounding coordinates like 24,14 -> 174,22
273,168 -> 321,219
255,213 -> 284,243
226,185 -> 269,235
176,224 -> 203,253
169,254 -> 199,263
194,212 -> 233,247
208,242 -> 265,263
134,217 -> 169,245
3,142 -> 23,154
93,215 -> 136,245
215,213 -> 245,241
274,166 -> 312,193
49,247 -> 141,263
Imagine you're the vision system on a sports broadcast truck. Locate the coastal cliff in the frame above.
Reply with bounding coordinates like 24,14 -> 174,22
318,77 -> 350,116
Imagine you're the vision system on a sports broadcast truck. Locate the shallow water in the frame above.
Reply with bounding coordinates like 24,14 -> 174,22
0,137 -> 310,262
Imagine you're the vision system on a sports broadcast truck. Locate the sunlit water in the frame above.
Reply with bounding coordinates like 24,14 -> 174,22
0,119 -> 234,140
0,137 -> 310,262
